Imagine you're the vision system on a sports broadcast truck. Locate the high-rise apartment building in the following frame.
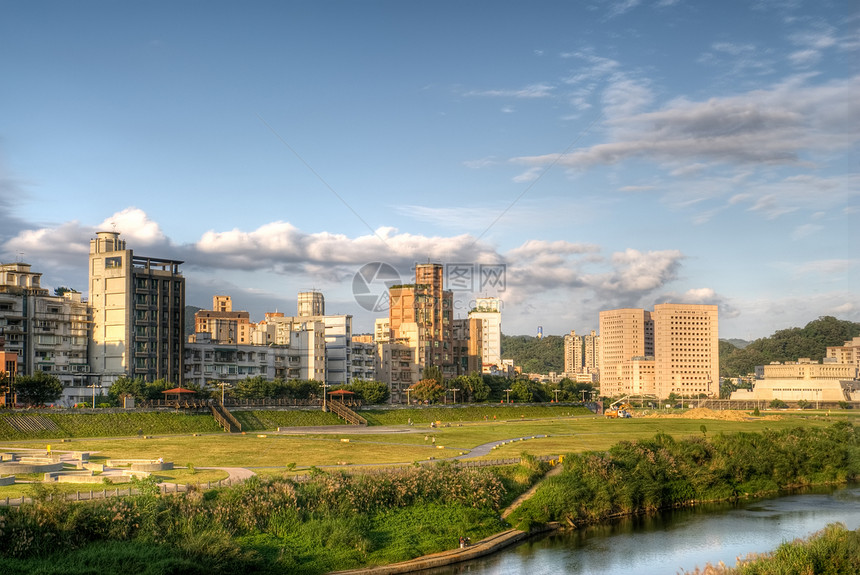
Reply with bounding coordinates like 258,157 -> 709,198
452,317 -> 483,375
297,291 -> 325,317
388,263 -> 454,375
88,231 -> 185,386
584,330 -> 600,374
468,297 -> 502,373
598,304 -> 718,398
563,330 -> 583,374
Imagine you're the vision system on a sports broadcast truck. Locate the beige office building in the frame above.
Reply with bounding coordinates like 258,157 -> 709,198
652,303 -> 719,398
598,304 -> 718,399
598,308 -> 653,397
88,231 -> 185,386
827,337 -> 860,374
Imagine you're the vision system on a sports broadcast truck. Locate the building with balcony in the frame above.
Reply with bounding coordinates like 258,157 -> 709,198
388,263 -> 454,376
88,231 -> 185,387
0,263 -> 91,405
193,296 -> 251,344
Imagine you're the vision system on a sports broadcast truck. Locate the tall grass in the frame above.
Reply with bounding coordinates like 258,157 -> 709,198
0,458 -> 543,574
509,422 -> 860,530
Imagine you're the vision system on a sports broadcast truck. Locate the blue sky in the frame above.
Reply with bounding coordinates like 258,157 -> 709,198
1,0 -> 858,340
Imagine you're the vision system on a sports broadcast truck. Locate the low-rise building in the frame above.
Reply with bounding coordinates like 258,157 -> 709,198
731,358 -> 859,402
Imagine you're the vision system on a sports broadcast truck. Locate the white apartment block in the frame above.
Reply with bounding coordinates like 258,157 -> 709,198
468,297 -> 502,373
185,322 -> 326,387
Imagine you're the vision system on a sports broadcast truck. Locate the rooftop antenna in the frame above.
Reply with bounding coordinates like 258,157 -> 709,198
17,252 -> 24,263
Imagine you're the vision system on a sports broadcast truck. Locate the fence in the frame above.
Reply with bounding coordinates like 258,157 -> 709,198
0,477 -> 242,507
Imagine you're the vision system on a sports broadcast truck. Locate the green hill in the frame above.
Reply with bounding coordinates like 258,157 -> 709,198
720,316 -> 860,377
501,334 -> 564,374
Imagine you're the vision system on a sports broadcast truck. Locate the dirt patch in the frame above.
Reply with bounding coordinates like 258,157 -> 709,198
646,407 -> 780,421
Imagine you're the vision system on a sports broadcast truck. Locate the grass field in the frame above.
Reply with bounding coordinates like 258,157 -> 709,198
1,407 -> 855,500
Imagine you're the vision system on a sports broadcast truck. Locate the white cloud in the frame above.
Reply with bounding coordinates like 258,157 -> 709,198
464,83 -> 555,99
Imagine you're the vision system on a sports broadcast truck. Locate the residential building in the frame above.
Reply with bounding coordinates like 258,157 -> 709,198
563,330 -> 583,374
452,317 -> 483,375
88,231 -> 185,386
388,263 -> 454,376
373,318 -> 390,344
468,297 -> 502,373
0,263 -> 91,404
185,320 -> 326,387
584,330 -> 600,375
194,296 -> 251,344
297,291 -> 325,317
0,336 -> 19,406
376,341 -> 422,403
249,305 -> 361,385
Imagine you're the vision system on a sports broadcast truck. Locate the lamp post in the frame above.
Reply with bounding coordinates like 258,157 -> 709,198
217,382 -> 231,405
87,383 -> 100,409
504,388 -> 512,403
321,382 -> 330,412
405,387 -> 412,405
450,388 -> 460,404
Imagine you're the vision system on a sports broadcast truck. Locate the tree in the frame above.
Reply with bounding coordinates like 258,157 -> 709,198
454,373 -> 490,403
423,365 -> 444,386
14,371 -> 63,406
510,380 -> 533,403
409,379 -> 445,403
350,380 -> 390,404
108,377 -> 175,404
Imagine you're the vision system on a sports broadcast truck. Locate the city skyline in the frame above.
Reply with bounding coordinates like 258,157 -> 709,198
1,1 -> 858,340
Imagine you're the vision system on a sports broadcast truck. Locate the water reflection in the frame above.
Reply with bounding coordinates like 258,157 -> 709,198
428,485 -> 860,575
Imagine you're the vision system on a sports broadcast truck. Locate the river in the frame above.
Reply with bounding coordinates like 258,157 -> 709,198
430,485 -> 860,575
